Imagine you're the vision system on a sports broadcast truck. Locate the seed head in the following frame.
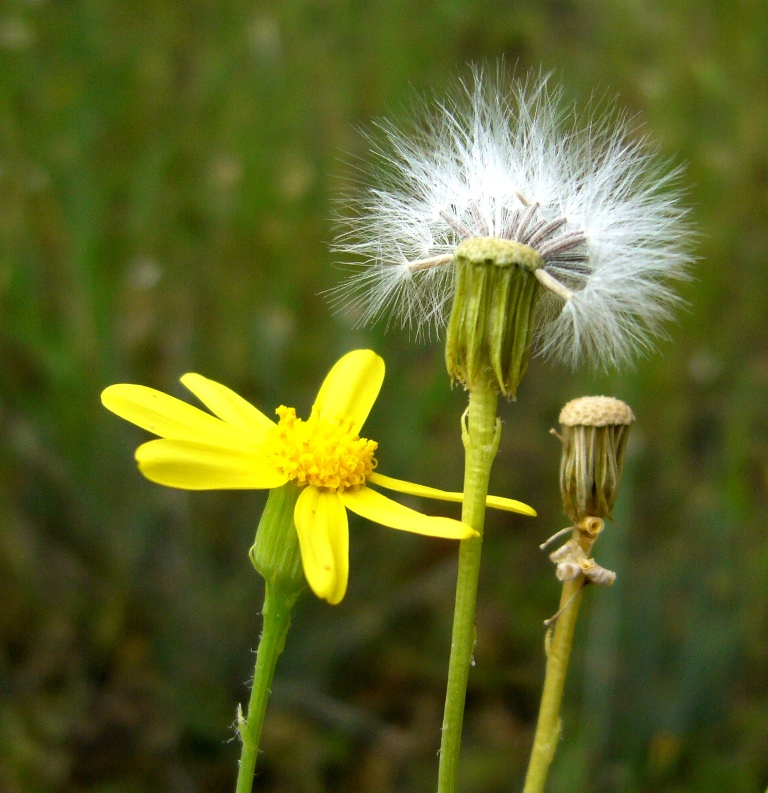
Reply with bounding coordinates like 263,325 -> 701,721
558,396 -> 635,521
331,66 -> 693,370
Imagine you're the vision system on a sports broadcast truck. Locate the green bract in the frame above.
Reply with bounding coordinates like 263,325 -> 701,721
445,237 -> 543,398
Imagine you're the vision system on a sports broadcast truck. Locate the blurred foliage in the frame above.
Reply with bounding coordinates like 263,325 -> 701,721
1,0 -> 767,791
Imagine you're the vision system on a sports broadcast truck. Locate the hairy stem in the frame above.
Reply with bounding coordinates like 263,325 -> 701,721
522,574 -> 585,793
235,583 -> 299,793
437,381 -> 500,793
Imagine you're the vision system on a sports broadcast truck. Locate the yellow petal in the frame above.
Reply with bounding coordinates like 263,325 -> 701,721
368,472 -> 537,516
294,487 -> 349,605
102,384 -> 257,450
135,440 -> 288,490
341,486 -> 476,540
180,373 -> 275,439
312,350 -> 384,433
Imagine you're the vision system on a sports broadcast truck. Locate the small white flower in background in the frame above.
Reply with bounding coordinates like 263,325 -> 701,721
331,67 -> 693,369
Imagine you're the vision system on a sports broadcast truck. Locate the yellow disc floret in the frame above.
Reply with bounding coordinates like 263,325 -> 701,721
267,406 -> 378,492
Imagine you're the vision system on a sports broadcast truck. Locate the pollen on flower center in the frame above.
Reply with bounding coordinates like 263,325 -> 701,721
267,405 -> 378,492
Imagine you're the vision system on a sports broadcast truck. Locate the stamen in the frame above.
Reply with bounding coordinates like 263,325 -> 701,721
268,406 -> 378,491
535,268 -> 575,301
408,253 -> 455,272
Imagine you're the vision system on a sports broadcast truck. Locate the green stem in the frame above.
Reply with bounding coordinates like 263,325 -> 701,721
522,576 -> 585,793
235,582 -> 300,793
437,381 -> 500,793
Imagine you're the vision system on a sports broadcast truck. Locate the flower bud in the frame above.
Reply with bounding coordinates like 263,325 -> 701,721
445,237 -> 543,398
250,483 -> 306,596
558,396 -> 634,521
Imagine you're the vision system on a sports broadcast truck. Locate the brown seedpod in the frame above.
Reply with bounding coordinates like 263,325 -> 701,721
558,396 -> 635,522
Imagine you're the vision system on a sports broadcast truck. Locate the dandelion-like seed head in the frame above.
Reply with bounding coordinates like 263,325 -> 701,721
331,66 -> 693,373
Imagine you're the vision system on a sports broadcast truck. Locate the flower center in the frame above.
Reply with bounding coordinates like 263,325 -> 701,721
267,406 -> 378,492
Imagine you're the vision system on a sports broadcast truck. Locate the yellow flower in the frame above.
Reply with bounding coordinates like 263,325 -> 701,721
101,350 -> 534,604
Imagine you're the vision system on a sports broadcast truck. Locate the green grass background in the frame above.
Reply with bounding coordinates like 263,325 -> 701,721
1,0 -> 767,790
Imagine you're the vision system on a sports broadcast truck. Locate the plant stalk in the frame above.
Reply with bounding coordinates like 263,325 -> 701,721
522,573 -> 585,793
235,582 -> 300,793
437,381 -> 500,793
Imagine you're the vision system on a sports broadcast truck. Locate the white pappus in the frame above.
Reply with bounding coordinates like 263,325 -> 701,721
330,67 -> 694,369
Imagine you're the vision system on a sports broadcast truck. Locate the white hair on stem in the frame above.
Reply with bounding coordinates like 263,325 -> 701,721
329,65 -> 694,368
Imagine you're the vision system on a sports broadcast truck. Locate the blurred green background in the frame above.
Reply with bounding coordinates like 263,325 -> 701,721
1,0 -> 767,791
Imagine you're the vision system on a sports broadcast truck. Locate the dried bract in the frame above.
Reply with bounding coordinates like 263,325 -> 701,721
558,396 -> 635,521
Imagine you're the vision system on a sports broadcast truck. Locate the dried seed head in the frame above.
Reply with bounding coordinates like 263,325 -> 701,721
559,396 -> 635,428
558,396 -> 634,521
